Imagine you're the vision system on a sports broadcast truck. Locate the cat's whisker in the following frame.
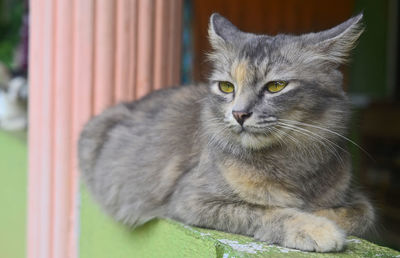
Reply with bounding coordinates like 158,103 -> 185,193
268,127 -> 286,149
207,127 -> 225,146
274,125 -> 318,160
278,122 -> 344,161
277,121 -> 348,155
269,126 -> 304,154
282,124 -> 346,166
195,97 -> 209,104
279,118 -> 374,161
256,120 -> 278,126
276,123 -> 344,164
206,117 -> 224,123
269,126 -> 293,148
207,124 -> 237,152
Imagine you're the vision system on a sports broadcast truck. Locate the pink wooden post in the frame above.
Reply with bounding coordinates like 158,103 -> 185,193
27,0 -> 183,257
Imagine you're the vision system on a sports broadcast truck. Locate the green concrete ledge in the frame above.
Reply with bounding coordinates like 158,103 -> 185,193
0,130 -> 27,258
81,188 -> 400,258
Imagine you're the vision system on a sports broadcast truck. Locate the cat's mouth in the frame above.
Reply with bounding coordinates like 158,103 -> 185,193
235,124 -> 276,136
227,116 -> 278,138
242,118 -> 277,133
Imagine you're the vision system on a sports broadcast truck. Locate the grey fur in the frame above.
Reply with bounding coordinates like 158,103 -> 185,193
79,13 -> 374,252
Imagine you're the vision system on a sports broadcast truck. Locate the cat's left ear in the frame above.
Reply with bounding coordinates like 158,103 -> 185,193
208,13 -> 245,49
304,13 -> 364,64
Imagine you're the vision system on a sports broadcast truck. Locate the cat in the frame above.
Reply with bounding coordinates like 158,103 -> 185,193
78,13 -> 374,252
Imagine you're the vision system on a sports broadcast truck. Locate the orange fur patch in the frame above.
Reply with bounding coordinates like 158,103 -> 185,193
219,160 -> 303,207
232,61 -> 248,88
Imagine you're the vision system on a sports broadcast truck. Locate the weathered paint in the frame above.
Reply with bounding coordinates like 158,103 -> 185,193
80,187 -> 217,258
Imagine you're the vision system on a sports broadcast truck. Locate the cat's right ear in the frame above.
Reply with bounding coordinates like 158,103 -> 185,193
208,13 -> 242,49
302,13 -> 364,64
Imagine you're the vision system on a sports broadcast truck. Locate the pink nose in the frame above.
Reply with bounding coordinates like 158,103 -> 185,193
232,111 -> 252,126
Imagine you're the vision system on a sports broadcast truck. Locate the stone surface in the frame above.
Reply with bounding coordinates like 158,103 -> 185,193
81,188 -> 400,258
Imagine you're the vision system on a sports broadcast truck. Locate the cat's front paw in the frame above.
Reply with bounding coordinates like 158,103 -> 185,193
255,212 -> 345,252
282,214 -> 345,252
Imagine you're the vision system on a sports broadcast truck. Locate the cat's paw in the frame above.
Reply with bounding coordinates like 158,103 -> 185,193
282,214 -> 345,252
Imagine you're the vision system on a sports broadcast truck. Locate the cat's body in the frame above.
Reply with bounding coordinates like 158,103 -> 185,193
79,14 -> 374,252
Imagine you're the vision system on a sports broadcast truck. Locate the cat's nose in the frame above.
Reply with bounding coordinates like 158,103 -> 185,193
232,111 -> 252,126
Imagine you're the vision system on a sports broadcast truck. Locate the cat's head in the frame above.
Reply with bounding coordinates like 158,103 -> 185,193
204,13 -> 363,151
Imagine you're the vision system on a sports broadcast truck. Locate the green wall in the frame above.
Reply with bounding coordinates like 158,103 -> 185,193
0,130 -> 27,258
80,188 -> 218,258
350,0 -> 389,99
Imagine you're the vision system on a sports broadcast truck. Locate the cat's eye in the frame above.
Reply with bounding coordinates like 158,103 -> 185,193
218,81 -> 235,93
266,81 -> 288,93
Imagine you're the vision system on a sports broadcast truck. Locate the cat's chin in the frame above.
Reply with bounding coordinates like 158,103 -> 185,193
238,131 -> 276,150
227,124 -> 276,150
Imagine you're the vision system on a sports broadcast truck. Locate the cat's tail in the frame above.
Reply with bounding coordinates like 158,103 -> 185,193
78,103 -> 132,193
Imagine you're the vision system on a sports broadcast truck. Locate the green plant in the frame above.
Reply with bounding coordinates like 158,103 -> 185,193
0,0 -> 24,68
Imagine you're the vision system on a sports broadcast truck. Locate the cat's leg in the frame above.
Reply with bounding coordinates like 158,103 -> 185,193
256,208 -> 345,252
313,193 -> 375,236
167,195 -> 345,252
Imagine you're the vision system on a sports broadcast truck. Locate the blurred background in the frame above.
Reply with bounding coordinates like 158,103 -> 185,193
0,0 -> 399,257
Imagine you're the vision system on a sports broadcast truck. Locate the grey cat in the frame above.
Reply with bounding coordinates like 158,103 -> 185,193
79,13 -> 374,252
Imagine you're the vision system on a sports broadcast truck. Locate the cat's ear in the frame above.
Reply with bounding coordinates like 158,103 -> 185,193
208,13 -> 243,49
304,13 -> 364,64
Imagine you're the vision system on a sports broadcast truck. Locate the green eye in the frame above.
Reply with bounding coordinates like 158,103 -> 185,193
266,81 -> 288,93
218,81 -> 235,93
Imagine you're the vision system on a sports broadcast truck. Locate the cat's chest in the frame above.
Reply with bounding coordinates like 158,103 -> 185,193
219,161 -> 304,208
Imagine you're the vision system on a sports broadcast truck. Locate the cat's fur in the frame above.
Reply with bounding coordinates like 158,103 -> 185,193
79,13 -> 374,252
